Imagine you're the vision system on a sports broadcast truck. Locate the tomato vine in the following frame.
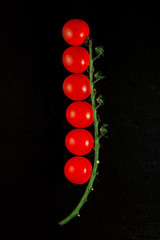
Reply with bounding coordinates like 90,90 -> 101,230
58,34 -> 108,226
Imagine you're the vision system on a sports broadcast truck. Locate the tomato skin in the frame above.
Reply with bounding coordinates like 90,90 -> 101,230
62,19 -> 90,46
65,129 -> 94,155
62,46 -> 90,73
64,156 -> 92,184
63,74 -> 91,100
66,101 -> 94,128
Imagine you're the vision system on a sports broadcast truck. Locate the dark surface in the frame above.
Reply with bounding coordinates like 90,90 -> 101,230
0,2 -> 160,240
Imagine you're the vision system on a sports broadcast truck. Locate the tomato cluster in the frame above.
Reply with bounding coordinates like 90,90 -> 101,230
62,19 -> 93,185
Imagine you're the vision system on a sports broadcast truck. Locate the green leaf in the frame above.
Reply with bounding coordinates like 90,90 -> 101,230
94,71 -> 102,79
84,36 -> 92,46
100,123 -> 108,136
95,46 -> 104,56
96,95 -> 104,105
94,71 -> 105,81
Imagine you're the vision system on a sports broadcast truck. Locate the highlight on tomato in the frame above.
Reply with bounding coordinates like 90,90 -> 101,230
64,156 -> 92,184
66,101 -> 94,128
65,128 -> 94,155
62,46 -> 90,73
62,19 -> 90,46
63,74 -> 91,100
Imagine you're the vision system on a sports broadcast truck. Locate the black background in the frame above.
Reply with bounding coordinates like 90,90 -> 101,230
0,2 -> 160,239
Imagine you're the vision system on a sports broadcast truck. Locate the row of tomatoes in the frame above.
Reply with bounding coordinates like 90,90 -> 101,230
62,19 -> 94,184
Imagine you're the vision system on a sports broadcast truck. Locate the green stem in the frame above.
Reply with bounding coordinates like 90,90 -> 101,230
93,77 -> 105,85
58,38 -> 100,226
93,54 -> 101,62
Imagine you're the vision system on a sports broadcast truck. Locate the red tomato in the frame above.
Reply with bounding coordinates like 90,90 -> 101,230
62,19 -> 90,46
63,74 -> 91,100
65,129 -> 94,155
64,156 -> 92,184
66,101 -> 94,128
62,46 -> 90,73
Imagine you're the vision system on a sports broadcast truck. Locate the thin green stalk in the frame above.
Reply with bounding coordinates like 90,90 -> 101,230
58,39 -> 100,226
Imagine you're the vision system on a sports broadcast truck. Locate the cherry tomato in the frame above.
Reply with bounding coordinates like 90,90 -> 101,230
66,101 -> 94,128
62,19 -> 90,46
63,74 -> 91,100
64,156 -> 92,184
65,129 -> 94,155
62,46 -> 90,73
